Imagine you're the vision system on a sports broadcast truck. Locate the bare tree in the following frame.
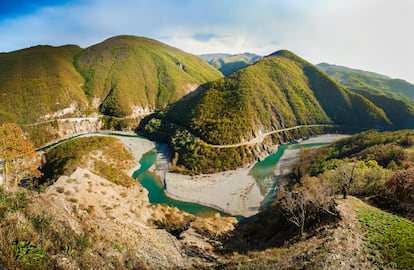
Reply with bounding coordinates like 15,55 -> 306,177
280,187 -> 307,236
280,177 -> 338,237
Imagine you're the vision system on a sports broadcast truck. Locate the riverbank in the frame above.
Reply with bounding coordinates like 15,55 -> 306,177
163,134 -> 350,217
275,134 -> 350,179
116,136 -> 156,176
297,134 -> 349,144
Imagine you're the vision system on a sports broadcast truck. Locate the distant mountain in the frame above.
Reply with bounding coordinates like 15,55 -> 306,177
317,63 -> 414,100
141,50 -> 393,173
317,63 -> 414,129
199,52 -> 262,76
0,35 -> 222,123
198,53 -> 233,62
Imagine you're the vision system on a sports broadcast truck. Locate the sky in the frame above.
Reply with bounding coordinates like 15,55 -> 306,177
0,0 -> 413,83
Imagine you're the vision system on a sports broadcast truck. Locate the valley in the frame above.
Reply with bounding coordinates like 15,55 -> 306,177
1,34 -> 414,269
34,129 -> 346,217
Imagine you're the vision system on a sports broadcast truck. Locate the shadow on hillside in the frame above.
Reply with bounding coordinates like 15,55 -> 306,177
368,196 -> 414,222
218,203 -> 341,254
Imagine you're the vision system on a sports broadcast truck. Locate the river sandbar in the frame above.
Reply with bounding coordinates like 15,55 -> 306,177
164,167 -> 263,217
163,134 -> 350,217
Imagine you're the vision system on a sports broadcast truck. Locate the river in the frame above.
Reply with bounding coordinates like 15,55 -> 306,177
132,151 -> 222,215
250,142 -> 334,209
133,141 -> 332,216
39,132 -> 347,217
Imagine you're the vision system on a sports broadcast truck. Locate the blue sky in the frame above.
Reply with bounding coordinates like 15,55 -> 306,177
0,0 -> 413,83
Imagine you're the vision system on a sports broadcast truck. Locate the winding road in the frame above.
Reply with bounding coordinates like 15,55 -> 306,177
205,124 -> 335,148
33,117 -> 335,152
21,114 -> 148,127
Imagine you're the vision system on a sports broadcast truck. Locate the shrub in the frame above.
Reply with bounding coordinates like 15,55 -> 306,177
13,241 -> 48,269
0,189 -> 29,218
279,177 -> 339,236
386,168 -> 414,202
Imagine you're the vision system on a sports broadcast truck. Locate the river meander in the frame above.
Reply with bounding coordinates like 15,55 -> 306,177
133,141 -> 332,216
132,150 -> 223,215
39,132 -> 345,217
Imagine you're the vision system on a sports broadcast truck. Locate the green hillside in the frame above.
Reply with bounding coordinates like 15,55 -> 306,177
317,63 -> 414,100
199,52 -> 262,76
75,35 -> 223,117
0,36 -> 223,124
0,45 -> 89,123
317,63 -> 414,130
352,89 -> 414,129
169,50 -> 390,145
140,50 -> 392,173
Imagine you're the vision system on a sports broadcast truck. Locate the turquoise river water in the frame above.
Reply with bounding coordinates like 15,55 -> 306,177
39,132 -> 330,216
132,142 -> 330,216
132,151 -> 222,215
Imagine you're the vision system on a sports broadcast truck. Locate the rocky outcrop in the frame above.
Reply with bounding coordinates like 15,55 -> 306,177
131,106 -> 153,118
37,167 -> 237,269
41,168 -> 187,269
55,117 -> 103,138
42,102 -> 79,120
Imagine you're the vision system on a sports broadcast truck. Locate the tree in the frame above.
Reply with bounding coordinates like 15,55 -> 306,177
280,187 -> 307,236
387,168 -> 414,202
0,123 -> 42,189
320,161 -> 358,199
280,177 -> 338,236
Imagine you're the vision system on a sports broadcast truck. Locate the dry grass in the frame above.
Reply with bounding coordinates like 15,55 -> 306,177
150,207 -> 195,237
209,197 -> 378,270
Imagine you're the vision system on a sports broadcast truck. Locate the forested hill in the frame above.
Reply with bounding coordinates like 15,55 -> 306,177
0,45 -> 88,123
317,62 -> 414,129
0,35 -> 222,123
317,62 -> 414,100
75,36 -> 223,117
153,50 -> 391,146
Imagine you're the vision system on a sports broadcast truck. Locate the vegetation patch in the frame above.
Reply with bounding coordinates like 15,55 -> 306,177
13,240 -> 48,269
294,130 -> 414,199
0,188 -> 28,218
151,207 -> 195,237
356,204 -> 414,269
74,35 -> 222,117
41,136 -> 135,187
0,187 -> 92,269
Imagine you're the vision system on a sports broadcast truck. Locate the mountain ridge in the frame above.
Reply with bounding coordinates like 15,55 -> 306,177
317,62 -> 414,129
317,62 -> 414,100
140,49 -> 394,173
0,35 -> 223,124
199,52 -> 262,76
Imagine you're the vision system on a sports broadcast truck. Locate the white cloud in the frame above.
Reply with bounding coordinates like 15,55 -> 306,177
0,0 -> 413,82
163,35 -> 279,55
